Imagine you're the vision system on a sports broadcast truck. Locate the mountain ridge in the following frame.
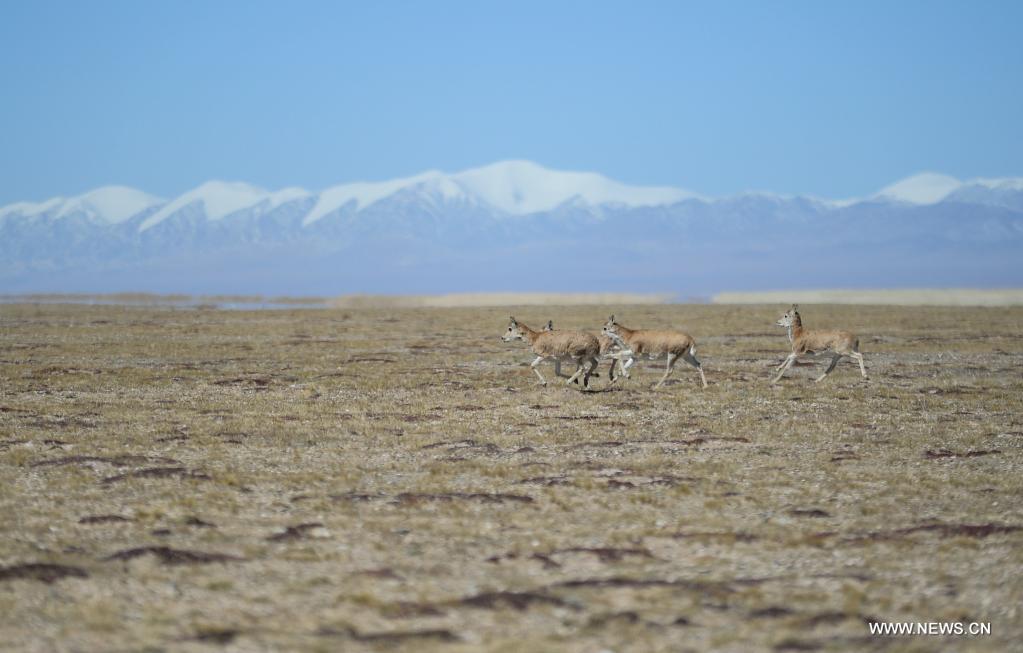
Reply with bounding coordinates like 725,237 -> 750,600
4,160 -> 1023,226
2,161 -> 1021,295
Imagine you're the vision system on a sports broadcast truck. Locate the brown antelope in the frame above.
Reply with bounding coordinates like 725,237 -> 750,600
502,317 -> 600,388
601,315 -> 707,389
771,305 -> 867,384
544,319 -> 624,383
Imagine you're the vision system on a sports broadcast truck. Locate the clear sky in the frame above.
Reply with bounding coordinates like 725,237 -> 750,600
1,0 -> 1021,205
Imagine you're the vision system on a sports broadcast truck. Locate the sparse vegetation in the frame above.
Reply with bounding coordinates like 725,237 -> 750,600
1,302 -> 1021,651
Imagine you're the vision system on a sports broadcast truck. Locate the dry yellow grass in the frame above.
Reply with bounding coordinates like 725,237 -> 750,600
1,302 -> 1021,651
714,288 -> 1023,306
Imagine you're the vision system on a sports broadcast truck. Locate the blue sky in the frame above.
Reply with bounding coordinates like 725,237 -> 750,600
1,0 -> 1021,205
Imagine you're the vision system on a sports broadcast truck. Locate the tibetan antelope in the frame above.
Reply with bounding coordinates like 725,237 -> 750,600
601,315 -> 708,389
502,317 -> 600,388
772,305 -> 867,384
544,319 -> 627,383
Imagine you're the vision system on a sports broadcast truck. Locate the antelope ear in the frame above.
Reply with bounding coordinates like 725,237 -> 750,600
608,314 -> 615,322
545,320 -> 553,329
509,316 -> 516,323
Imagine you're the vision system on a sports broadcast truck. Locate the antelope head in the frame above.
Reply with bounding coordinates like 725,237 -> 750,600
502,316 -> 527,342
601,314 -> 620,338
776,305 -> 799,328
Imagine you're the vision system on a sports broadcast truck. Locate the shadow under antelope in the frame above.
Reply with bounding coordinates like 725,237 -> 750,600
501,317 -> 600,389
601,314 -> 707,389
772,305 -> 867,384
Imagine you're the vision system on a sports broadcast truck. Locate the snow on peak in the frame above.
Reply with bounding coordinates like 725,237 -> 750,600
302,171 -> 444,225
0,196 -> 65,219
968,176 -> 1023,192
450,160 -> 697,214
57,186 -> 164,224
874,172 -> 1023,206
876,173 -> 963,205
302,160 -> 697,223
139,181 -> 309,231
0,186 -> 162,224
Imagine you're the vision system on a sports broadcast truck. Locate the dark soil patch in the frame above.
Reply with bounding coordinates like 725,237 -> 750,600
704,435 -> 752,443
0,405 -> 34,414
801,612 -> 858,627
104,546 -> 243,565
551,547 -> 656,563
518,475 -> 572,486
545,576 -> 727,593
455,590 -> 573,611
486,551 -> 561,569
750,606 -> 795,618
351,568 -> 403,580
671,531 -> 760,543
421,438 -> 500,453
188,629 -> 239,645
789,509 -> 831,518
184,516 -> 216,528
101,467 -> 211,484
155,434 -> 189,443
822,522 -> 1023,544
774,639 -> 821,651
331,492 -> 387,502
379,602 -> 447,618
267,522 -> 325,542
319,626 -> 457,643
924,449 -> 1001,459
212,375 -> 272,387
830,450 -> 861,462
606,476 -> 687,489
32,454 -> 179,468
0,562 -> 88,584
79,514 -> 132,524
394,492 -> 534,505
23,414 -> 100,430
588,611 -> 642,627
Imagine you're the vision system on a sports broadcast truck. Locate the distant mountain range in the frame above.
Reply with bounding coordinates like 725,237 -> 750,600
2,161 -> 1021,295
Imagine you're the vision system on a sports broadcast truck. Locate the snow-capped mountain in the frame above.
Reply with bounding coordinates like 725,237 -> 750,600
875,172 -> 1023,209
2,161 -> 1021,295
0,186 -> 164,225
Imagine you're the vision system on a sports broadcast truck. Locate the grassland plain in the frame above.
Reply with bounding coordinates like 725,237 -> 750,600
0,302 -> 1021,652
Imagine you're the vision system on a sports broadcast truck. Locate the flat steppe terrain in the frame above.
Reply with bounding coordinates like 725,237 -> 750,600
1,303 -> 1021,652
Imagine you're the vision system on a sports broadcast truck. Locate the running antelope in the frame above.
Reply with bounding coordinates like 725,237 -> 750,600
601,315 -> 708,389
771,305 -> 867,384
544,319 -> 627,383
502,317 -> 600,388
